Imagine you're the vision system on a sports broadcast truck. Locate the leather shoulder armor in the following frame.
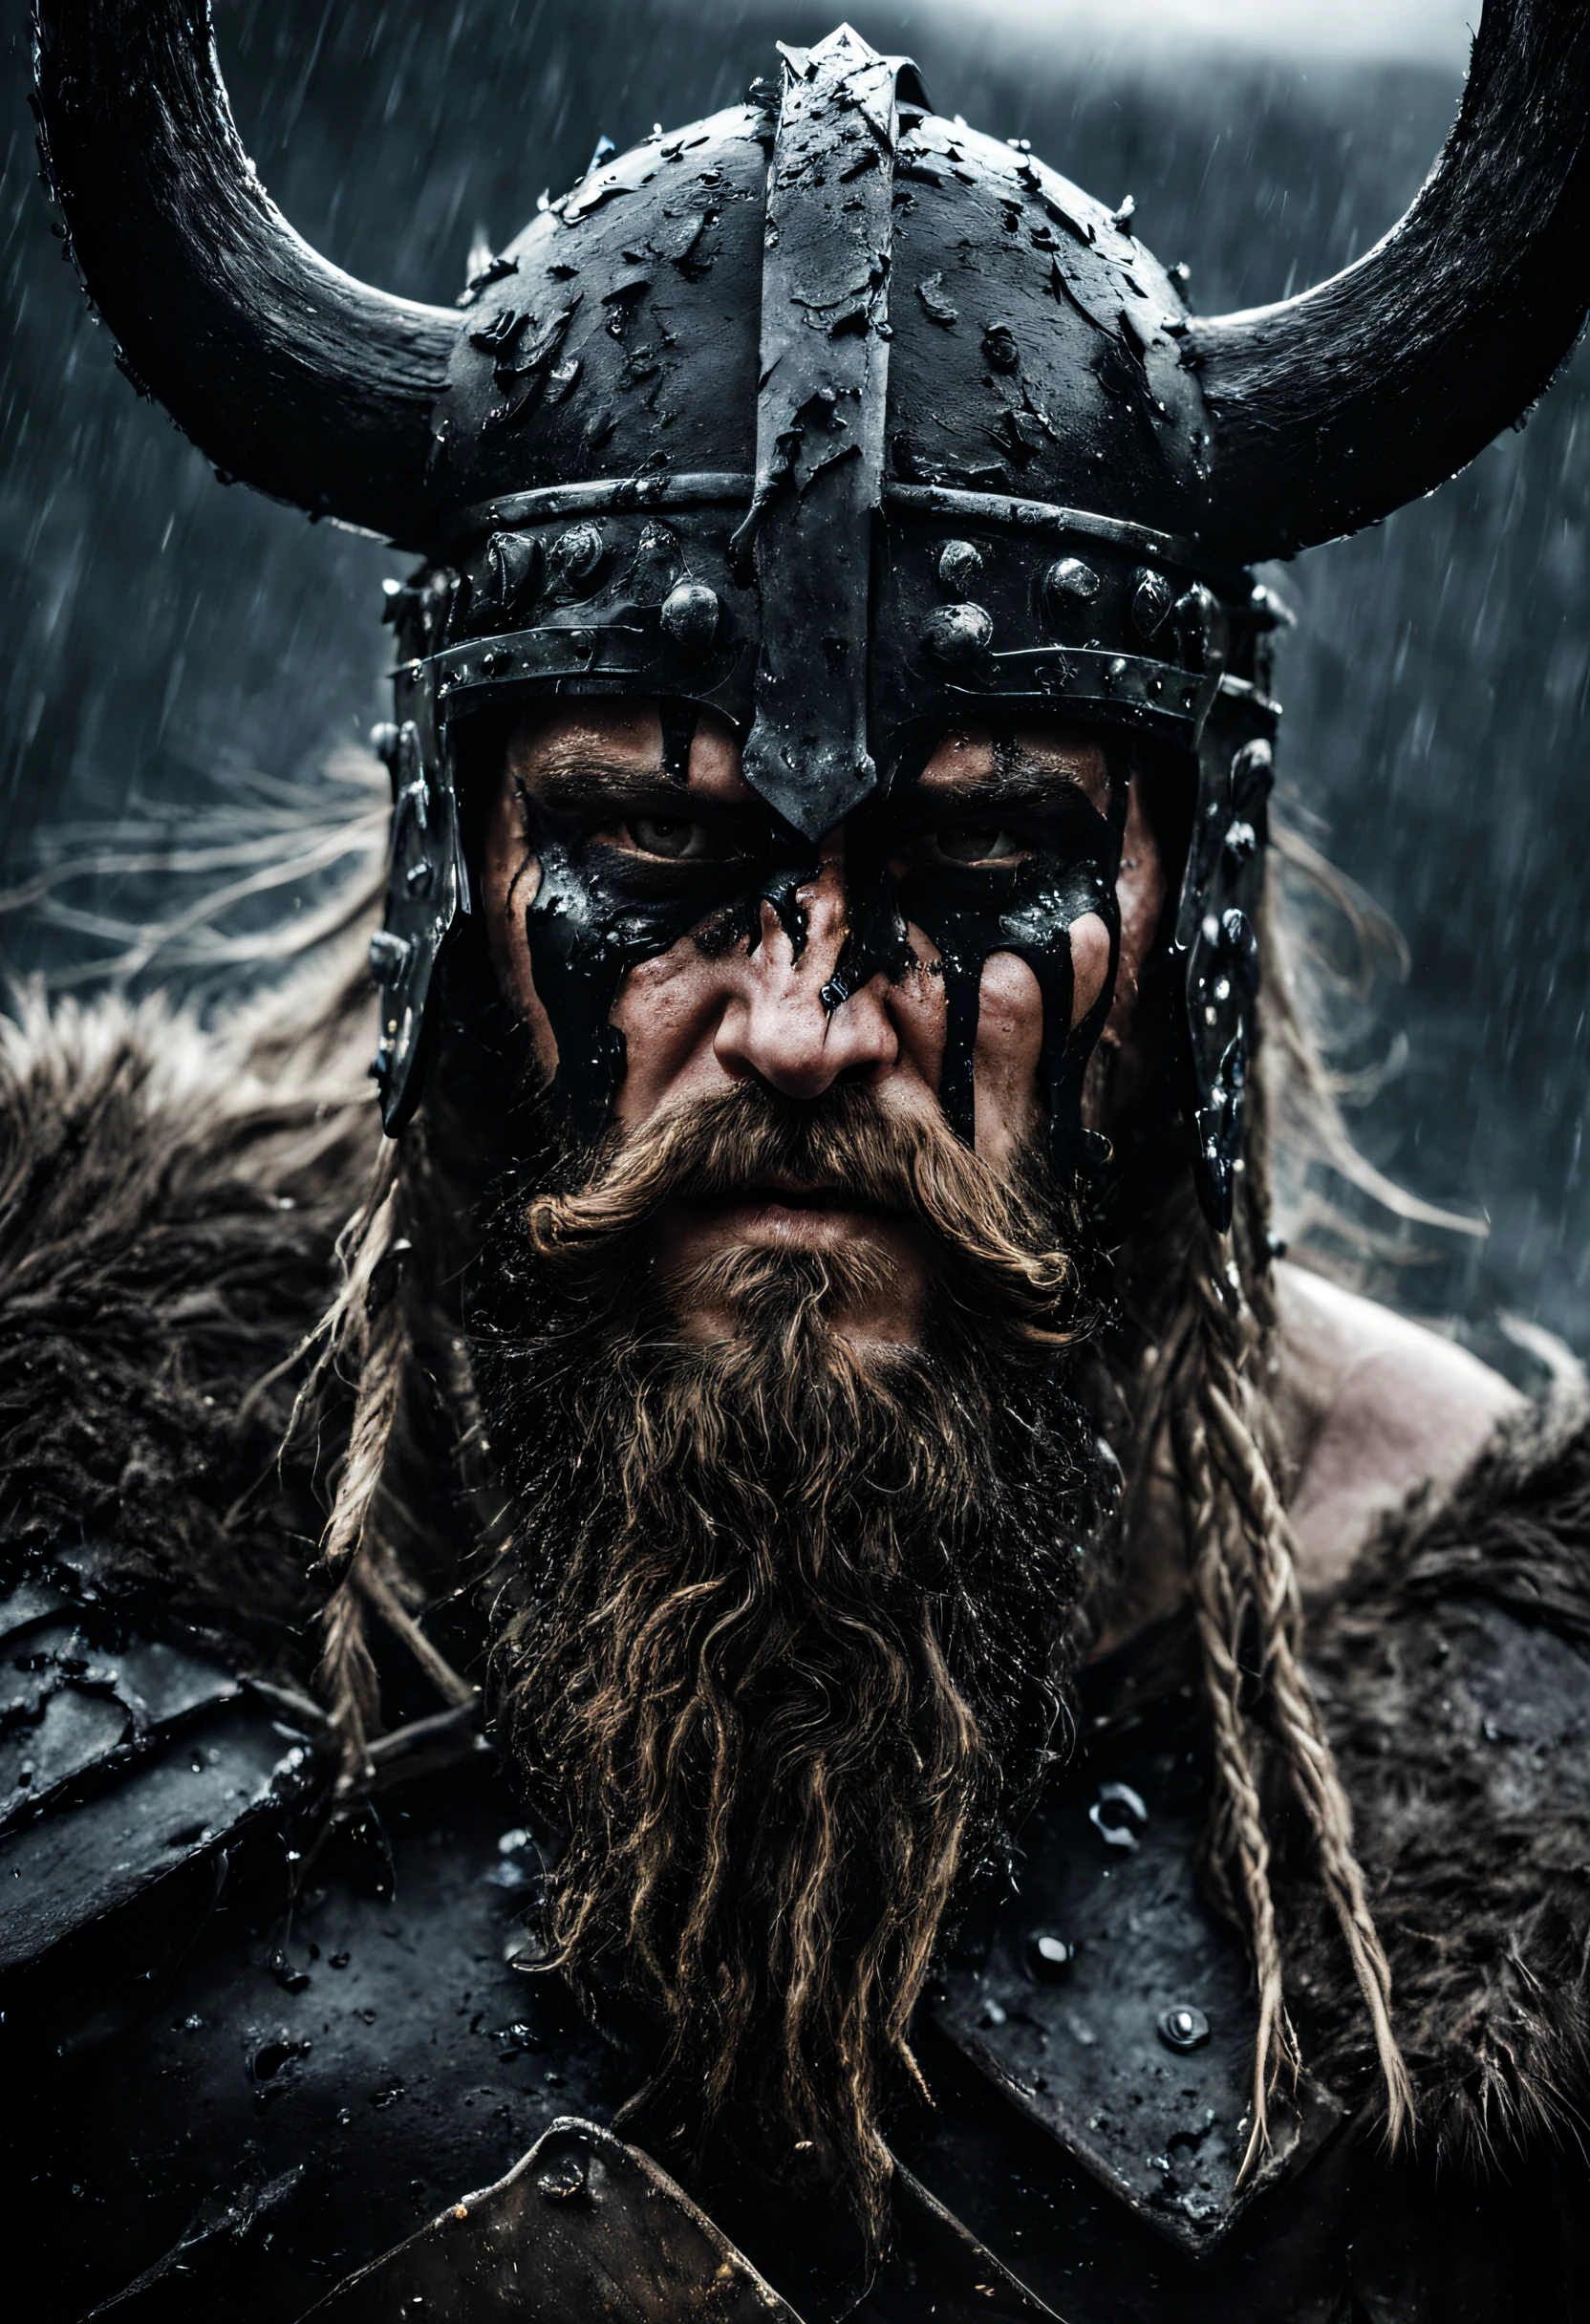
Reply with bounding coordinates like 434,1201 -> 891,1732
0,1567 -> 324,1978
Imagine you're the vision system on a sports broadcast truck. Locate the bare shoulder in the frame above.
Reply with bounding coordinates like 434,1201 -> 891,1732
1273,1260 -> 1527,1600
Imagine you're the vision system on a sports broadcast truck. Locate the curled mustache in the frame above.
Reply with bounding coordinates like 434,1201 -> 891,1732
519,1079 -> 1092,1353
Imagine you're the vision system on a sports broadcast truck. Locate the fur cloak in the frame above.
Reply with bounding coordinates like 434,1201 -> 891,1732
0,978 -> 376,1659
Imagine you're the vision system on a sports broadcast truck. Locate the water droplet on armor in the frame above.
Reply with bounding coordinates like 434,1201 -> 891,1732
917,272 -> 959,326
1157,2005 -> 1211,2054
1089,1779 -> 1148,1848
1028,1932 -> 1075,1980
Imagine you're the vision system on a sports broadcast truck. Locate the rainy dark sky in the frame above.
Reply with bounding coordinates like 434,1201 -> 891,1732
2,1 -> 1587,1340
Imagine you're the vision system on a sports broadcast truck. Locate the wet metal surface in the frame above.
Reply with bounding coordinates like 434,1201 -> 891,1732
932,1627 -> 1344,2254
309,2118 -> 805,2322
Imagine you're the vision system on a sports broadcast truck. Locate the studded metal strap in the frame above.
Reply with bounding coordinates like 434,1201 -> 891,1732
734,27 -> 922,841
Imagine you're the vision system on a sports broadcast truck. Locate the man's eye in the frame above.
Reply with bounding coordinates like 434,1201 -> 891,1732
622,815 -> 716,860
933,822 -> 1025,865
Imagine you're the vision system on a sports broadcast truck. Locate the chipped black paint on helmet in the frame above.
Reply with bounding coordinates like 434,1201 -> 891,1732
33,3 -> 1590,1227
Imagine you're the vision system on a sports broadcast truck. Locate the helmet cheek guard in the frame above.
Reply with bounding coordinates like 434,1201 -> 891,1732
39,8 -> 1590,1227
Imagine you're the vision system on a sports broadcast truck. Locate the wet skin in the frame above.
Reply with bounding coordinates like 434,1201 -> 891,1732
483,699 -> 1169,1346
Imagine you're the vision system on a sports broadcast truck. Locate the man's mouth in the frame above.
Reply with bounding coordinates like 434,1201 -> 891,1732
682,1175 -> 906,1223
647,1165 -> 935,1341
657,1175 -> 917,1260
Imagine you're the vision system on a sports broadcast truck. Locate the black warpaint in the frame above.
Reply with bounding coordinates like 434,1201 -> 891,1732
519,754 -> 1124,1178
656,699 -> 698,785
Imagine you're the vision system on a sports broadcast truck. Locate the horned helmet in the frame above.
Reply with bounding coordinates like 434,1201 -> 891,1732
33,5 -> 1590,1220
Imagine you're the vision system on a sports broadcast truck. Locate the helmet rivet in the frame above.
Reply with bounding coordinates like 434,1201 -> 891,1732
1157,2005 -> 1210,2054
1042,556 -> 1100,622
550,522 -> 605,593
937,539 -> 984,597
485,529 -> 541,613
924,602 -> 994,669
1132,566 -> 1174,638
1172,583 -> 1227,674
659,578 -> 721,657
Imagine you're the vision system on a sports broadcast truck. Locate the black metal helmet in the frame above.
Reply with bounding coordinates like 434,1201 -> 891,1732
33,6 -> 1590,1223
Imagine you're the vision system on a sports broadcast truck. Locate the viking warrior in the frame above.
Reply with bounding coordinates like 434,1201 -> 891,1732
6,5 -> 1590,2316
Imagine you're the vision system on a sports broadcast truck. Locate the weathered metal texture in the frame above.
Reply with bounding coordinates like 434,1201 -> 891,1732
5,1760 -> 625,2320
306,2119 -> 803,2321
16,1536 -> 1590,2318
39,3 -> 1590,559
881,2164 -> 1064,2318
0,1576 -> 323,1976
932,1621 -> 1343,2255
735,31 -> 918,839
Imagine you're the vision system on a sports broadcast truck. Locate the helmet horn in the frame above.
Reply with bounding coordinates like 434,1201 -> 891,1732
32,0 -> 458,544
1187,0 -> 1590,560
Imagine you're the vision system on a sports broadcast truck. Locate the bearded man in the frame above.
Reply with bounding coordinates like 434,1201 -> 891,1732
6,7 -> 1590,2320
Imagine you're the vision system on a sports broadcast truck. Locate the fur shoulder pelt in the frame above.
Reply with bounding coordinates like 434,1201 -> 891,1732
0,976 -> 379,1664
1294,1410 -> 1590,2170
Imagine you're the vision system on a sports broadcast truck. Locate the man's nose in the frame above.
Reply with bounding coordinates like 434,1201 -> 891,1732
713,853 -> 898,1099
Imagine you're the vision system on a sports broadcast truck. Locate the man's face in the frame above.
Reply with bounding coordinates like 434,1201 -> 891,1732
482,699 -> 1166,1343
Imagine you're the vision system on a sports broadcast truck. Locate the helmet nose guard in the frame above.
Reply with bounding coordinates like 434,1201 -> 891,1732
35,5 -> 1590,1227
729,32 -> 928,843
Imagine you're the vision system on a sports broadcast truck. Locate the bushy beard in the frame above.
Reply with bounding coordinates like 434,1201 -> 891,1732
466,1082 -> 1109,2251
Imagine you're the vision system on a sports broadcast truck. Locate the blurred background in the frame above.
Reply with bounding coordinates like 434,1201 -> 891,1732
1,0 -> 1586,1340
